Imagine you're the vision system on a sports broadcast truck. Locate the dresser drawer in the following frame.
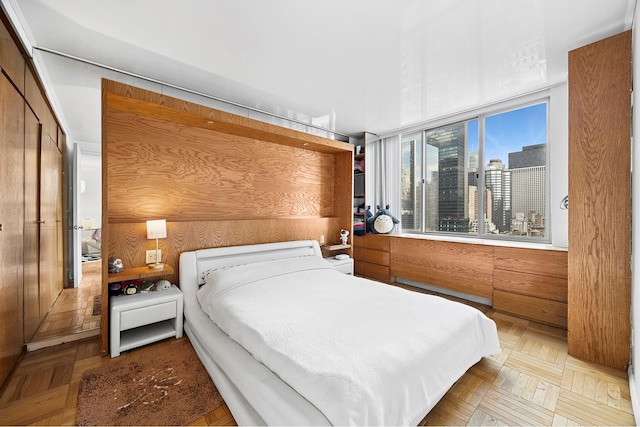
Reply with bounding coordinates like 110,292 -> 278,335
120,300 -> 177,331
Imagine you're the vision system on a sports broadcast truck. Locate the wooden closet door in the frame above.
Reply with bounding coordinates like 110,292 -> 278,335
0,74 -> 25,385
39,135 -> 61,316
24,107 -> 41,342
568,31 -> 631,369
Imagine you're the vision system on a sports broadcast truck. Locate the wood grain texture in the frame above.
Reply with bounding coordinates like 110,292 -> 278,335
105,105 -> 336,222
353,233 -> 390,251
353,234 -> 391,282
58,131 -> 68,288
567,31 -> 631,369
494,247 -> 567,279
492,247 -> 567,328
101,80 -> 353,353
494,290 -> 567,328
23,107 -> 41,342
104,88 -> 350,154
0,15 -> 24,93
354,261 -> 390,283
333,151 -> 354,253
390,237 -> 494,299
24,65 -> 58,145
493,269 -> 567,303
0,74 -> 25,387
40,136 -> 62,316
354,247 -> 390,266
106,218 -> 339,285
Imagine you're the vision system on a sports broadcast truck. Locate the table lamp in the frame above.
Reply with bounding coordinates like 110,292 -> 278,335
146,219 -> 166,269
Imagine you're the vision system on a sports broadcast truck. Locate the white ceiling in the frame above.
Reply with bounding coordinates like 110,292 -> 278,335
3,0 -> 636,146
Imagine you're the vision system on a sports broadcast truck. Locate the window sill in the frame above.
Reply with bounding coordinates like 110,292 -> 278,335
394,232 -> 567,251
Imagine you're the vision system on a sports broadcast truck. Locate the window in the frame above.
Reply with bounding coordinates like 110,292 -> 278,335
400,101 -> 548,241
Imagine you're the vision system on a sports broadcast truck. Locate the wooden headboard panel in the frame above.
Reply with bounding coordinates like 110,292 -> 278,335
101,79 -> 353,352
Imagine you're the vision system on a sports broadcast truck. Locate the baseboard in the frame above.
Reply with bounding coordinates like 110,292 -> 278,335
26,328 -> 100,351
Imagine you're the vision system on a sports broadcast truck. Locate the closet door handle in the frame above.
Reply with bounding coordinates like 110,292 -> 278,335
37,220 -> 45,224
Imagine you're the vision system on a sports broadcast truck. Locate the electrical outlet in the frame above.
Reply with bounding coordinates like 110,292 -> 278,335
320,235 -> 325,245
146,249 -> 161,264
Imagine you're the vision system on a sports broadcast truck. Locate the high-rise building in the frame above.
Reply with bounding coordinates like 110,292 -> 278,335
425,123 -> 469,232
509,144 -> 546,237
510,165 -> 545,236
509,143 -> 545,169
485,159 -> 511,233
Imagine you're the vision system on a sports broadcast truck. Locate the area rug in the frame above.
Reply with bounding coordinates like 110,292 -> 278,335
91,295 -> 101,316
77,338 -> 225,426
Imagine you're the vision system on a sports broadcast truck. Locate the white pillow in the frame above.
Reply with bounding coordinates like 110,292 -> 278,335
197,256 -> 333,306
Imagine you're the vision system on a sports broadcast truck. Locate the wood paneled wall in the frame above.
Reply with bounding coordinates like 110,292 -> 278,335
101,80 -> 353,353
354,234 -> 392,283
390,237 -> 495,299
493,247 -> 568,328
359,235 -> 569,328
0,14 -> 65,387
568,31 -> 632,370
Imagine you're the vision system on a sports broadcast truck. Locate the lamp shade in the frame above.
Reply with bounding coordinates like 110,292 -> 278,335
146,219 -> 167,239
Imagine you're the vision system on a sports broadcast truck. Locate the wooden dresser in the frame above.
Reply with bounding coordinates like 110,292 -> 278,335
353,234 -> 392,283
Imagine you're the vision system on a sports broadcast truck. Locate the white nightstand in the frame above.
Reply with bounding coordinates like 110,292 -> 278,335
110,285 -> 183,357
325,256 -> 354,275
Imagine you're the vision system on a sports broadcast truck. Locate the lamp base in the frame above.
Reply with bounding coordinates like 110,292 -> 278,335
148,262 -> 165,270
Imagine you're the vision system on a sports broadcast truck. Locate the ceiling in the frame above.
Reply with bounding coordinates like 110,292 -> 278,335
2,0 -> 636,148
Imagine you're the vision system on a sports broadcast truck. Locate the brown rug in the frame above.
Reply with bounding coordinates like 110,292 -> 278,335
91,295 -> 101,316
77,338 -> 225,426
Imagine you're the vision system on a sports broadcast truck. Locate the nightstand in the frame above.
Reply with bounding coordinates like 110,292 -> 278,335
325,256 -> 354,275
110,285 -> 183,357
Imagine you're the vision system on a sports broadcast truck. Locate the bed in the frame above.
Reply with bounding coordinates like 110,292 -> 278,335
179,239 -> 500,426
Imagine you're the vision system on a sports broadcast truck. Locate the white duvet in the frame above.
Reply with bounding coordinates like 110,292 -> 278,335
197,256 -> 500,426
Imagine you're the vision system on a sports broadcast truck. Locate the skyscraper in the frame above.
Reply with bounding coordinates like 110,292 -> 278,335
509,143 -> 545,169
425,123 -> 469,232
485,159 -> 511,233
509,144 -> 546,237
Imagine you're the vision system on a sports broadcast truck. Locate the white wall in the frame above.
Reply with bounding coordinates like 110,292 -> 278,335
78,150 -> 101,232
630,6 -> 640,419
549,84 -> 569,248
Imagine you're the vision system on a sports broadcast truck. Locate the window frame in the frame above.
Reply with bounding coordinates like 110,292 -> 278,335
400,97 -> 550,243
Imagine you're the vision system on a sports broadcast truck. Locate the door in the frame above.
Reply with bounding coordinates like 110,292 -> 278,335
0,73 -> 25,385
39,135 -> 61,316
72,144 -> 82,286
24,106 -> 41,341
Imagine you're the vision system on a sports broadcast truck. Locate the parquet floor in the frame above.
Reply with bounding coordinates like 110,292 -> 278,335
30,261 -> 102,343
0,282 -> 634,426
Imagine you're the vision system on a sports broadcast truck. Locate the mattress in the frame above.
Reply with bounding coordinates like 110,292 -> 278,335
180,240 -> 500,425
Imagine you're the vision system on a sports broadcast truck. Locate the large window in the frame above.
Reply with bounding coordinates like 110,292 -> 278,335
400,101 -> 548,241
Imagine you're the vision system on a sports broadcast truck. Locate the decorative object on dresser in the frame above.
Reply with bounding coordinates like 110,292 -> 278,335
340,228 -> 349,245
146,219 -> 167,269
367,204 -> 399,234
77,338 -> 224,426
108,257 -> 124,273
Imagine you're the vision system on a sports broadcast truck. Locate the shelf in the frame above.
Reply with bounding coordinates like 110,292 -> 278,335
322,244 -> 351,251
107,264 -> 174,283
119,320 -> 177,352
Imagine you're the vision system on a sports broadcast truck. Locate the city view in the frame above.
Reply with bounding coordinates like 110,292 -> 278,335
401,102 -> 547,239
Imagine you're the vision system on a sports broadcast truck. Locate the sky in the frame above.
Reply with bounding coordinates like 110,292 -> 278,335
467,102 -> 547,167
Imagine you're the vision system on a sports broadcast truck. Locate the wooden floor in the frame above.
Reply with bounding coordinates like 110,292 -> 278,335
30,261 -> 102,344
0,283 -> 634,426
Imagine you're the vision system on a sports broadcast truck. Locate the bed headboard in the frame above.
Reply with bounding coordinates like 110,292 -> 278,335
180,240 -> 322,288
